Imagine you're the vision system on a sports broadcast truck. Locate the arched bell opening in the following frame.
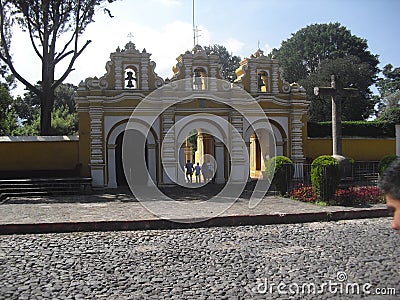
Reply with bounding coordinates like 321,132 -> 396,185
124,66 -> 138,89
193,67 -> 207,90
257,70 -> 269,92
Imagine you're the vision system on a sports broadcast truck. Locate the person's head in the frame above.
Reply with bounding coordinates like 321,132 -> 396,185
187,160 -> 190,163
379,158 -> 400,232
197,163 -> 199,166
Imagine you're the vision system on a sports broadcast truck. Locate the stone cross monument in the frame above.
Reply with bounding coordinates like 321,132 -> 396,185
314,75 -> 358,158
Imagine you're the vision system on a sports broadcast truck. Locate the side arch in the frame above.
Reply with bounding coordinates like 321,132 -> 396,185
106,119 -> 158,188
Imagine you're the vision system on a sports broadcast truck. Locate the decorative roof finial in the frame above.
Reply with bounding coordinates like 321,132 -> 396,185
127,32 -> 134,42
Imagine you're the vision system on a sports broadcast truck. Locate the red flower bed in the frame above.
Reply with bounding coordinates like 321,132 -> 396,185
334,186 -> 384,205
290,184 -> 384,205
290,184 -> 317,203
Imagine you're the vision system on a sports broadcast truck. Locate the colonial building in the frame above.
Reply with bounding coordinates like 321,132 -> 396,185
75,42 -> 309,188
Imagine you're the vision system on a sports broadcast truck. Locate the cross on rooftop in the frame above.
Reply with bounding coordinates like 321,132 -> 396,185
127,32 -> 134,42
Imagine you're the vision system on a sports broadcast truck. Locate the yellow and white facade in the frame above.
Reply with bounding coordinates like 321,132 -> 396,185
75,42 -> 310,188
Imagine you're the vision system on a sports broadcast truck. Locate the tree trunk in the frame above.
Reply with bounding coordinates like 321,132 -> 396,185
40,95 -> 53,135
40,12 -> 55,136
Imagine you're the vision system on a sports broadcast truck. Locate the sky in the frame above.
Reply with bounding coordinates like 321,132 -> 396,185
9,0 -> 400,96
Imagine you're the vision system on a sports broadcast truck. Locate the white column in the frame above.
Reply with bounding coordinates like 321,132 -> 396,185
185,65 -> 192,91
249,65 -> 258,94
161,108 -> 176,185
114,58 -> 123,89
147,143 -> 157,185
215,141 -> 225,184
291,112 -> 305,179
250,136 -> 256,171
89,105 -> 104,187
271,62 -> 279,93
246,141 -> 251,182
396,124 -> 400,156
107,144 -> 117,188
141,57 -> 149,90
178,146 -> 185,184
198,133 -> 204,163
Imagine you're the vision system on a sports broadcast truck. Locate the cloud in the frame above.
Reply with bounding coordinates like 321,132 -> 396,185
10,11 -> 212,95
223,38 -> 245,55
263,43 -> 274,55
72,19 -> 213,82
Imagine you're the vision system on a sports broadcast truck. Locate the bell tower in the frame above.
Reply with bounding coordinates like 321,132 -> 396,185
170,45 -> 224,91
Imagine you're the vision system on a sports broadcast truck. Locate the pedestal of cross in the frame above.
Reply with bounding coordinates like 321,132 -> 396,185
314,75 -> 358,175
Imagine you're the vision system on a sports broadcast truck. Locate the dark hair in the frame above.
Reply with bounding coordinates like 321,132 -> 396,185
379,158 -> 400,200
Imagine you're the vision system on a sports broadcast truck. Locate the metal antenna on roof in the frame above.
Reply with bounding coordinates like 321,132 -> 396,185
192,0 -> 196,47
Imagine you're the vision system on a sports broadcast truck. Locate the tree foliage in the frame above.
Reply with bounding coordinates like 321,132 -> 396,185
301,56 -> 376,121
0,81 -> 78,136
378,107 -> 400,124
204,44 -> 241,82
0,82 -> 18,135
272,23 -> 379,121
375,64 -> 400,115
12,82 -> 78,136
0,0 -> 115,135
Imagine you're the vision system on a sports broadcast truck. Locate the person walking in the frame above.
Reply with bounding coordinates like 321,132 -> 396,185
195,162 -> 201,183
185,160 -> 194,183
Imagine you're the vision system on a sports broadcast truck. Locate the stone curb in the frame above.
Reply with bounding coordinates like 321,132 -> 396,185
0,208 -> 391,235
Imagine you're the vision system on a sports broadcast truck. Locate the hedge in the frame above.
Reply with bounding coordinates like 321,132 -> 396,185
265,156 -> 294,195
311,155 -> 340,202
378,155 -> 399,175
308,121 -> 395,138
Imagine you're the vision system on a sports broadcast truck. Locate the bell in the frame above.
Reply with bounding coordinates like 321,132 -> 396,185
125,71 -> 136,88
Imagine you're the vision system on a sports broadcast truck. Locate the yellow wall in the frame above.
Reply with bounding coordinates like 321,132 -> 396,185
0,137 -> 80,171
0,135 -> 395,179
304,138 -> 396,161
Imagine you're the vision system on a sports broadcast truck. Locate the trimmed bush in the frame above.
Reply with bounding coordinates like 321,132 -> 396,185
378,155 -> 398,175
265,156 -> 294,195
311,155 -> 340,202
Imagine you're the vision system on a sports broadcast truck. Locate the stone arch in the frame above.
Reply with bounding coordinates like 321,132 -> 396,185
244,120 -> 287,178
174,115 -> 229,184
269,120 -> 287,156
106,119 -> 158,188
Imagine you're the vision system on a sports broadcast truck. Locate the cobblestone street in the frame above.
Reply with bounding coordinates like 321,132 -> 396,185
1,218 -> 399,299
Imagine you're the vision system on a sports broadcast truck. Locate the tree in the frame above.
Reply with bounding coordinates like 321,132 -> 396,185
0,64 -> 18,135
302,56 -> 376,121
375,64 -> 400,115
0,0 -> 115,135
0,82 -> 18,135
272,23 -> 379,121
203,44 -> 241,82
13,82 -> 78,135
378,107 -> 400,124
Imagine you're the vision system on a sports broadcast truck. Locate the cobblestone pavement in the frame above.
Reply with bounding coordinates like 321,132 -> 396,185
0,185 -> 388,225
1,218 -> 399,299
